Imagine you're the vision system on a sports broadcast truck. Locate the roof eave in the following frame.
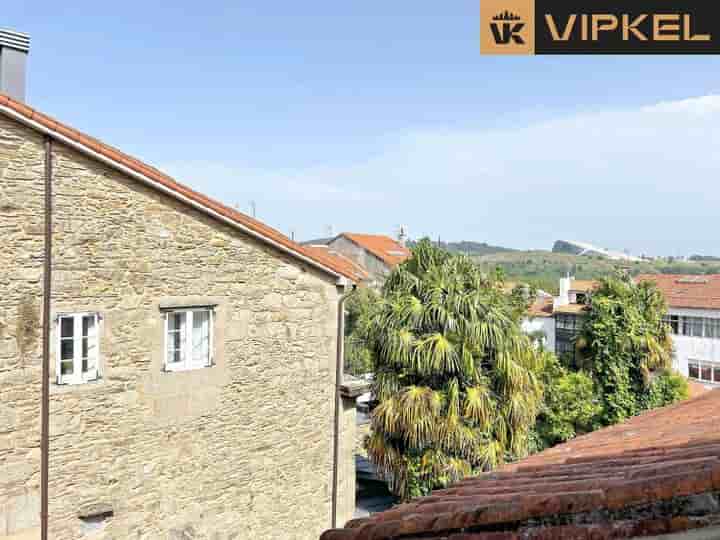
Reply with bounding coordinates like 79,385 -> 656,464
0,104 -> 352,286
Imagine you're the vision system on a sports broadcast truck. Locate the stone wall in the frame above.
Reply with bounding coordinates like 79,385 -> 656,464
326,237 -> 390,285
0,116 -> 354,539
337,397 -> 356,527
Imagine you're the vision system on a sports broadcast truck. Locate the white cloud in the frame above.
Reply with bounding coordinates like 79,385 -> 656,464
162,95 -> 720,255
642,95 -> 720,115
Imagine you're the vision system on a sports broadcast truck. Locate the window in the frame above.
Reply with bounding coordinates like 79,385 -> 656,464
556,338 -> 575,356
56,313 -> 100,385
706,319 -> 720,339
663,315 -> 679,335
556,314 -> 580,331
163,308 -> 214,372
688,360 -> 720,384
671,316 -> 720,339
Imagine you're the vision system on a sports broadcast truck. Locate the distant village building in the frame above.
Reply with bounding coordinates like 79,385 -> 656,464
524,274 -> 720,390
0,39 -> 360,539
303,233 -> 411,287
638,274 -> 720,388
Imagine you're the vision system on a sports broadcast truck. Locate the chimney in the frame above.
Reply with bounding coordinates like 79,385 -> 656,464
398,226 -> 407,247
0,29 -> 30,102
554,275 -> 572,309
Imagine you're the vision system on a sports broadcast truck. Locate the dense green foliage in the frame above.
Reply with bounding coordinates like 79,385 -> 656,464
366,240 -> 544,501
475,251 -> 720,295
641,369 -> 690,410
576,273 -> 682,424
533,274 -> 688,448
344,287 -> 379,376
534,357 -> 602,449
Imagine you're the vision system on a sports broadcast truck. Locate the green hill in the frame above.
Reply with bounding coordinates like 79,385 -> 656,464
435,241 -> 515,257
473,251 -> 720,294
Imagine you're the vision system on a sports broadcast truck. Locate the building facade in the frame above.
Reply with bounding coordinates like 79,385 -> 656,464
525,275 -> 720,390
304,234 -> 411,287
0,95 -> 357,539
638,274 -> 720,388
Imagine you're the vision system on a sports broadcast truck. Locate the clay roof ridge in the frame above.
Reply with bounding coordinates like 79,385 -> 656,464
0,94 -> 358,282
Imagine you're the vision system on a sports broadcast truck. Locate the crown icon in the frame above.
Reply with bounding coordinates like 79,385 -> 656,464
492,10 -> 522,21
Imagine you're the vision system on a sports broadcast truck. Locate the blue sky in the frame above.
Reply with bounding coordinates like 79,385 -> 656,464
8,1 -> 720,255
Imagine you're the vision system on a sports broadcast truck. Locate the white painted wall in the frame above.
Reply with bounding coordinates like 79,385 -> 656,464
668,307 -> 720,389
522,317 -> 555,352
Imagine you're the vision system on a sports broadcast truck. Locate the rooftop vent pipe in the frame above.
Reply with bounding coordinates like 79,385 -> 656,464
0,29 -> 30,102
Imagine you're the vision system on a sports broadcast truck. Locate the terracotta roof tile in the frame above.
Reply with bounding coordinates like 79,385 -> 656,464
554,304 -> 589,315
0,94 -> 357,282
569,280 -> 599,292
303,246 -> 369,282
321,390 -> 720,540
637,274 -> 720,310
527,297 -> 554,318
341,233 -> 411,267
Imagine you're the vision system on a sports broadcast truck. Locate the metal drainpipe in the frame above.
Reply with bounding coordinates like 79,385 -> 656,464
331,283 -> 357,528
41,137 -> 52,540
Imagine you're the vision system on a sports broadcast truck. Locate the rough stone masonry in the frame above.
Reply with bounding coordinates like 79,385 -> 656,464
0,115 -> 356,539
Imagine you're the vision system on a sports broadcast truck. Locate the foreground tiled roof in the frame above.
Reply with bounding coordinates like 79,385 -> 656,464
321,390 -> 720,540
637,274 -> 720,311
0,94 -> 358,282
341,233 -> 411,267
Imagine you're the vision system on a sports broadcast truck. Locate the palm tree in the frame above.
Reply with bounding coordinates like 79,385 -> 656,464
365,239 -> 544,501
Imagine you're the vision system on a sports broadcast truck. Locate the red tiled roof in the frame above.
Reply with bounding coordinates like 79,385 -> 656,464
637,274 -> 720,311
554,303 -> 590,315
0,94 -> 358,282
303,246 -> 369,282
341,233 -> 411,267
527,296 -> 553,318
321,390 -> 720,540
569,279 -> 599,292
688,379 -> 713,399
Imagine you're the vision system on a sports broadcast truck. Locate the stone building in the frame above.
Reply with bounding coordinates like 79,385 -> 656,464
0,89 -> 360,538
303,233 -> 411,287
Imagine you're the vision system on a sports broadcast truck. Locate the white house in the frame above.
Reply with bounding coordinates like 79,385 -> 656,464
524,274 -> 720,390
637,274 -> 720,387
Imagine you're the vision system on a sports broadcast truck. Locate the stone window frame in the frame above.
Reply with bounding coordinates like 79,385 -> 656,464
161,306 -> 216,373
55,312 -> 101,385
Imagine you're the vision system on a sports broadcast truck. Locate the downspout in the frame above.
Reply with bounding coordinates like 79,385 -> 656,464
41,137 -> 52,540
331,283 -> 357,528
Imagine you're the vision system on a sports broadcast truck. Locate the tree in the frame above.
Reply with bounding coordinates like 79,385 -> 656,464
534,356 -> 602,450
576,273 -> 676,425
365,239 -> 544,501
343,287 -> 380,376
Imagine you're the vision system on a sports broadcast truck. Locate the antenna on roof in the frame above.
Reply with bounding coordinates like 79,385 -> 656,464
324,224 -> 334,238
249,201 -> 256,218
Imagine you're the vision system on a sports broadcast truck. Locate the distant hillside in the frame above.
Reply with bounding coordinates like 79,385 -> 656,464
438,241 -> 516,257
552,240 -> 641,262
474,251 -> 720,294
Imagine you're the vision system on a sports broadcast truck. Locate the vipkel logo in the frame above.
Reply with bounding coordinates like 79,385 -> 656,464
480,0 -> 720,55
490,11 -> 526,45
